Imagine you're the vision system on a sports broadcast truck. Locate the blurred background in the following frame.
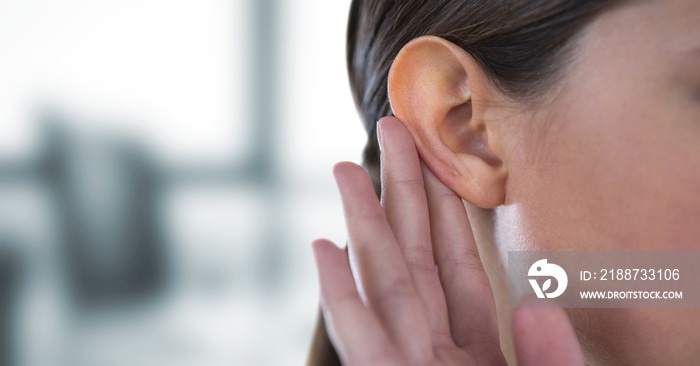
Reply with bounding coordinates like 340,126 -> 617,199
0,0 -> 365,365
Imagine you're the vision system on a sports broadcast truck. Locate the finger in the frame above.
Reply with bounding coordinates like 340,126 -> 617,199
377,117 -> 452,343
312,239 -> 403,366
512,298 -> 585,366
422,163 -> 500,348
333,162 -> 433,362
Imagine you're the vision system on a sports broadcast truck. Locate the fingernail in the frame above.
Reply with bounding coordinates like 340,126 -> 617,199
376,119 -> 384,152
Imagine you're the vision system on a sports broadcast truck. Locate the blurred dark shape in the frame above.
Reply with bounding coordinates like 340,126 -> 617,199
0,245 -> 20,366
250,0 -> 286,291
42,120 -> 166,307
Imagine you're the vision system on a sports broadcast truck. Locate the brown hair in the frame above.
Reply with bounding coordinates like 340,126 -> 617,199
308,1 -> 623,364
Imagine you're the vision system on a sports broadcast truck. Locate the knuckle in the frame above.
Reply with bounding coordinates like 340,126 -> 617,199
372,275 -> 418,307
402,244 -> 438,272
444,246 -> 483,272
387,176 -> 424,192
395,175 -> 424,187
327,289 -> 360,311
385,275 -> 417,299
431,189 -> 457,204
352,210 -> 385,226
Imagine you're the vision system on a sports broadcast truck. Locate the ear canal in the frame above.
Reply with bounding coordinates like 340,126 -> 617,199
442,101 -> 502,167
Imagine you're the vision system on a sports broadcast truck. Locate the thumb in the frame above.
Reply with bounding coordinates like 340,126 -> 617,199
512,297 -> 585,366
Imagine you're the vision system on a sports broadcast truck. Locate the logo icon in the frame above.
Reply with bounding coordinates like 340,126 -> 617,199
528,259 -> 568,298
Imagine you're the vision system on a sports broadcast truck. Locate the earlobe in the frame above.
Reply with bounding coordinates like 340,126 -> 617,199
387,35 -> 508,208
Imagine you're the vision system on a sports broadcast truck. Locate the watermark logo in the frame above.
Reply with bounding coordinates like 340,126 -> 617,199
528,259 -> 568,298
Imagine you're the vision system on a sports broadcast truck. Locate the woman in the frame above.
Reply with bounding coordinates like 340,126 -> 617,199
308,0 -> 700,364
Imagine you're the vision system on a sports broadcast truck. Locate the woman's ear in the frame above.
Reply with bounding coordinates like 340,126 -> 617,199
388,35 -> 508,208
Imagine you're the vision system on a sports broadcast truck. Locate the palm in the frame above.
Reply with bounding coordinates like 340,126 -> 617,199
312,117 -> 584,366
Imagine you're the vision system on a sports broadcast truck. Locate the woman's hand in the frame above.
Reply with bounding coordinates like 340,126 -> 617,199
312,117 -> 585,365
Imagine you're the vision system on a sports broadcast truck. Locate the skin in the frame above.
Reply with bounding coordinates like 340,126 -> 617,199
314,0 -> 700,364
313,119 -> 585,366
487,1 -> 700,364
